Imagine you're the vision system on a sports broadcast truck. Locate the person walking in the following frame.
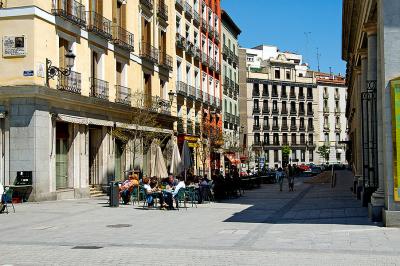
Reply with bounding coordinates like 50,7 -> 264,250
276,167 -> 284,192
287,164 -> 295,192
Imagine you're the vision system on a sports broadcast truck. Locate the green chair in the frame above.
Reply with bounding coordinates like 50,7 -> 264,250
130,186 -> 140,206
186,187 -> 198,208
174,188 -> 187,210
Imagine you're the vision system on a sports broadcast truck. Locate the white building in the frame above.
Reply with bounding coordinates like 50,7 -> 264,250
315,73 -> 348,164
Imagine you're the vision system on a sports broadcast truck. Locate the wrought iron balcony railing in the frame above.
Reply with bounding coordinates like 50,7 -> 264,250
201,52 -> 209,66
308,125 -> 314,131
290,125 -> 297,131
187,120 -> 193,135
140,42 -> 159,63
281,108 -> 288,115
201,18 -> 207,32
215,31 -> 220,44
86,11 -> 112,40
133,92 -> 171,115
298,109 -> 305,116
253,125 -> 261,131
140,0 -> 154,10
263,124 -> 270,131
195,122 -> 201,135
307,109 -> 314,116
177,118 -> 184,133
209,57 -> 215,71
298,94 -> 305,100
176,33 -> 186,49
253,107 -> 260,114
158,51 -> 173,71
271,109 -> 279,115
57,70 -> 81,94
188,85 -> 196,100
299,125 -> 306,132
90,77 -> 109,100
157,0 -> 168,21
307,93 -> 313,100
193,10 -> 200,25
290,93 -> 296,99
176,81 -> 188,96
115,85 -> 131,105
203,91 -> 209,104
112,25 -> 134,51
195,88 -> 203,102
52,0 -> 86,27
252,90 -> 260,98
281,125 -> 289,131
184,2 -> 193,18
262,107 -> 269,115
193,46 -> 201,60
290,109 -> 297,115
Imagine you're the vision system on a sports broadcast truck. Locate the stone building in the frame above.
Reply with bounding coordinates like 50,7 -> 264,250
242,45 -> 317,170
342,0 -> 400,225
0,0 -> 179,201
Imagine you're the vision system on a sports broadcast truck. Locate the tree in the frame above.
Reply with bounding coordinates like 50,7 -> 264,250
317,145 -> 330,163
112,91 -> 169,171
282,145 -> 291,166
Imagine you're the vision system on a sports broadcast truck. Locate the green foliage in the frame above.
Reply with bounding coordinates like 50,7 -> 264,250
282,145 -> 291,156
317,145 -> 330,162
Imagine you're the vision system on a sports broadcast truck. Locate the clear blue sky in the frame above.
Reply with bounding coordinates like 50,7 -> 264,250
221,0 -> 346,75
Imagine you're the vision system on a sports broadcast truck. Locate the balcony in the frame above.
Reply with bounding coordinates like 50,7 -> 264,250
281,93 -> 288,99
193,10 -> 200,25
323,92 -> 329,99
209,95 -> 215,107
140,42 -> 159,63
209,57 -> 215,71
215,97 -> 221,110
201,18 -> 207,32
263,124 -> 270,131
335,93 -> 340,100
188,85 -> 196,100
290,125 -> 297,131
272,125 -> 280,131
203,91 -> 209,105
262,89 -> 269,97
298,109 -> 305,116
307,141 -> 316,149
195,122 -> 201,135
86,11 -> 112,40
215,62 -> 221,74
233,54 -> 239,67
323,123 -> 330,131
159,51 -> 173,71
195,88 -> 203,102
138,94 -> 171,115
253,125 -> 261,131
281,108 -> 288,115
271,92 -> 279,98
90,77 -> 109,100
299,125 -> 306,132
157,0 -> 168,21
193,46 -> 201,60
290,93 -> 296,99
335,108 -> 341,114
323,107 -> 329,113
184,2 -> 193,19
307,110 -> 314,116
115,85 -> 131,105
185,41 -> 194,56
177,118 -> 184,134
308,125 -> 314,131
271,109 -> 279,115
290,109 -> 297,115
52,0 -> 86,27
112,25 -> 134,51
201,52 -> 209,66
223,84 -> 228,96
215,31 -> 220,44
253,141 -> 262,148
224,112 -> 231,123
335,124 -> 341,132
307,94 -> 313,100
57,70 -> 81,94
298,94 -> 305,100
176,81 -> 188,96
187,120 -> 193,135
140,0 -> 154,10
235,116 -> 240,125
262,107 -> 269,115
281,124 -> 289,131
175,0 -> 184,10
222,45 -> 231,59
176,33 -> 186,49
253,107 -> 260,114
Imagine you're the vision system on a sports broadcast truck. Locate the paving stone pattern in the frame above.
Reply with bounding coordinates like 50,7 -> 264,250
0,170 -> 399,265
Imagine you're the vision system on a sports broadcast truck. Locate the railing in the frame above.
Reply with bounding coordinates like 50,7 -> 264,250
185,41 -> 194,56
112,25 -> 134,51
86,11 -> 112,40
298,93 -> 305,100
188,85 -> 196,99
223,45 -> 231,60
196,88 -> 203,101
159,51 -> 173,70
307,141 -> 316,148
271,91 -> 279,98
307,109 -> 314,116
57,70 -> 81,94
281,124 -> 289,131
281,92 -> 288,99
209,95 -> 215,107
176,33 -> 186,49
176,81 -> 188,96
281,108 -> 288,115
335,108 -> 341,114
209,57 -> 215,70
253,125 -> 261,131
201,52 -> 209,66
335,124 -> 341,130
195,122 -> 201,135
140,0 -> 154,10
308,125 -> 314,131
323,107 -> 329,113
52,0 -> 86,27
263,124 -> 270,131
187,120 -> 193,135
140,42 -> 159,63
208,27 -> 215,39
177,118 -> 184,134
90,77 -> 109,100
133,92 -> 171,115
215,31 -> 220,44
290,125 -> 297,131
184,2 -> 193,18
323,123 -> 330,130
233,54 -> 239,66
115,85 -> 131,105
262,107 -> 269,114
307,94 -> 313,100
272,125 -> 279,131
299,125 -> 306,132
290,93 -> 296,99
203,91 -> 209,104
298,109 -> 305,116
323,92 -> 329,99
253,107 -> 260,114
215,62 -> 220,74
201,18 -> 207,32
271,109 -> 279,115
193,10 -> 200,25
176,0 -> 184,10
290,109 -> 297,115
335,93 -> 340,100
157,0 -> 168,21
252,89 -> 260,98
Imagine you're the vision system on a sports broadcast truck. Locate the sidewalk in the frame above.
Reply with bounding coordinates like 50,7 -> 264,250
0,170 -> 399,265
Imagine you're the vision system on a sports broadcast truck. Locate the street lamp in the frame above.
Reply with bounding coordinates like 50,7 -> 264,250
46,49 -> 76,86
168,90 -> 175,106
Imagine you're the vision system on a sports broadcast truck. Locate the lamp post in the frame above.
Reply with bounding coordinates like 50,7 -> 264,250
46,49 -> 76,87
168,90 -> 175,107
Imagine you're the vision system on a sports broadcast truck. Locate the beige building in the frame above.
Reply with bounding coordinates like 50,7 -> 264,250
0,0 -> 177,200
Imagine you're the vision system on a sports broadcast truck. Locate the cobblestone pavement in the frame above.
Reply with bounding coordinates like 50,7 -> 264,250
1,170 -> 400,265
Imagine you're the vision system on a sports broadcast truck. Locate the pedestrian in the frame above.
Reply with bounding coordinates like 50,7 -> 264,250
276,167 -> 284,192
287,164 -> 295,191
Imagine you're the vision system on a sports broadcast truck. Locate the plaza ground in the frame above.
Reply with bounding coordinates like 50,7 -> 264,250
1,171 -> 400,265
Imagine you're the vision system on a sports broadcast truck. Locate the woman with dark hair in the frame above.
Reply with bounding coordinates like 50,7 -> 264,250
276,167 -> 284,192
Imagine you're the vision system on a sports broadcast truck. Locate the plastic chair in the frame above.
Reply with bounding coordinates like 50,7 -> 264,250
174,188 -> 187,210
130,186 -> 139,206
186,187 -> 198,208
3,187 -> 15,214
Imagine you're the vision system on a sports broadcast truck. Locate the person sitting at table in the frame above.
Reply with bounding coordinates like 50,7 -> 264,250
143,177 -> 167,209
172,176 -> 186,207
119,175 -> 139,205
166,174 -> 178,189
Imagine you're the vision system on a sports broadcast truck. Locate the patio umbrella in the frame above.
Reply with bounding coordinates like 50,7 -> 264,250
154,144 -> 168,179
169,140 -> 182,176
181,140 -> 192,180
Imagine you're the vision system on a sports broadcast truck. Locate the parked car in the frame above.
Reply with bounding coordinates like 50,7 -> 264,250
310,166 -> 322,176
298,164 -> 311,172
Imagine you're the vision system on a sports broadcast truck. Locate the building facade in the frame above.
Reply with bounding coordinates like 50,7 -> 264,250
242,45 -> 317,170
315,73 -> 348,164
342,0 -> 400,225
0,0 -> 179,201
221,10 -> 241,174
174,0 -> 222,176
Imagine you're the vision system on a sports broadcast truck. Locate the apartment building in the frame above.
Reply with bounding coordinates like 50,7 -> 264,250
221,9 -> 241,174
174,0 -> 222,175
242,45 -> 317,170
315,73 -> 348,164
0,0 -> 176,201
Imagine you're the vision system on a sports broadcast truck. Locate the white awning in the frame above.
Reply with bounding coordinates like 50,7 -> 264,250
88,118 -> 114,127
57,114 -> 88,125
115,122 -> 173,134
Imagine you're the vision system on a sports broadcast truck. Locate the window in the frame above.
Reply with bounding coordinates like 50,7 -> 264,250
272,85 -> 278,96
308,118 -> 313,129
308,134 -> 314,143
254,133 -> 260,144
282,117 -> 287,127
282,133 -> 288,145
300,133 -> 305,144
336,133 -> 340,145
324,133 -> 329,144
273,100 -> 278,111
299,73 -> 304,77
176,15 -> 181,34
273,117 -> 278,127
254,99 -> 259,109
264,133 -> 269,144
286,70 -> 291,80
262,84 -> 268,96
309,150 -> 313,161
292,149 -> 297,161
274,150 -> 279,162
263,117 -> 269,127
290,86 -> 295,97
275,68 -> 280,79
282,101 -> 287,112
254,116 -> 259,126
273,133 -> 279,145
301,150 -> 305,162
299,118 -> 305,128
336,153 -> 341,161
291,133 -> 296,144
253,83 -> 260,96
291,117 -> 296,126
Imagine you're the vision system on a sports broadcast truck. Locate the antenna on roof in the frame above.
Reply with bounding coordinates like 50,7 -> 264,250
316,47 -> 321,72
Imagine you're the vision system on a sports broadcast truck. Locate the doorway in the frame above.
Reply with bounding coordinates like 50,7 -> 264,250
89,126 -> 102,185
56,122 -> 70,189
114,139 -> 125,181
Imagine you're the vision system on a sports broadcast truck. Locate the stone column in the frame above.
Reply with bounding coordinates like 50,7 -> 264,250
365,23 -> 384,221
358,48 -> 368,200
